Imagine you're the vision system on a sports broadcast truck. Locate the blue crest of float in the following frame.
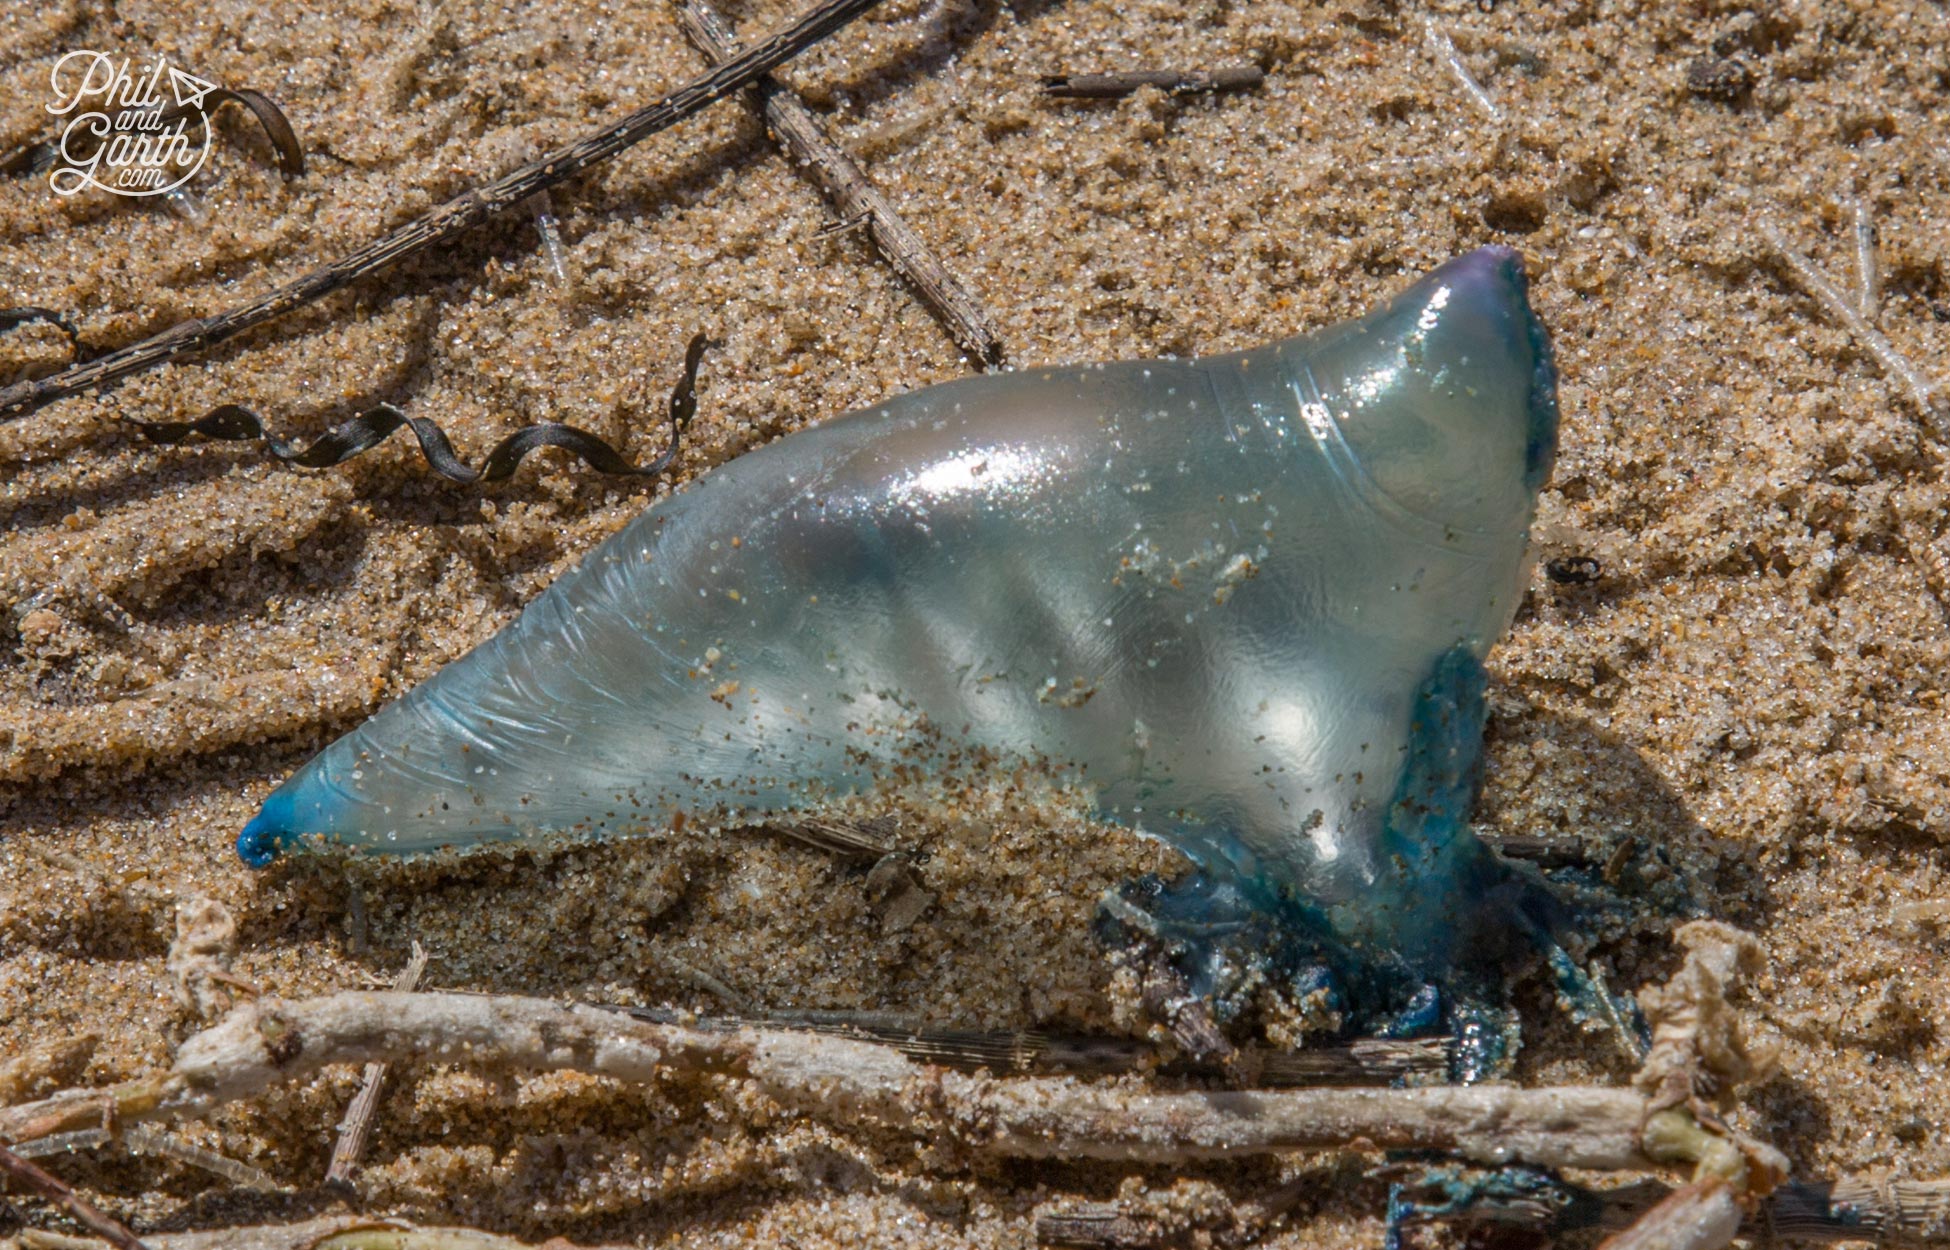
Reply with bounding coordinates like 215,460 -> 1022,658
239,246 -> 1560,992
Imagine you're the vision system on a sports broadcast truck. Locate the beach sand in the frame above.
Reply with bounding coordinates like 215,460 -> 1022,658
2,0 -> 1947,1244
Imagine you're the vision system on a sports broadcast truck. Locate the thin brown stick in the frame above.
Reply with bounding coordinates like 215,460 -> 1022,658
0,0 -> 886,423
0,1140 -> 152,1250
323,942 -> 429,1188
1040,68 -> 1265,99
0,991 -> 1654,1170
675,0 -> 1005,367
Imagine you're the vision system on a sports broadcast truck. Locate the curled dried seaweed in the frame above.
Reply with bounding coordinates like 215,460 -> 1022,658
0,306 -> 87,359
201,89 -> 307,178
137,332 -> 711,485
1,87 -> 305,182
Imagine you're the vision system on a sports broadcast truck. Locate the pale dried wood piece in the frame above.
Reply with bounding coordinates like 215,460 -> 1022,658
323,942 -> 429,1188
603,1004 -> 1447,1083
675,0 -> 1005,366
0,990 -> 1655,1170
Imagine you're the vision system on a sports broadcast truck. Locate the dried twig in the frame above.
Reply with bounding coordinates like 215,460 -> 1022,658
0,1140 -> 152,1250
0,990 -> 1655,1170
1040,68 -> 1265,99
1761,221 -> 1944,430
324,942 -> 429,1189
675,0 -> 1005,366
0,0 -> 886,422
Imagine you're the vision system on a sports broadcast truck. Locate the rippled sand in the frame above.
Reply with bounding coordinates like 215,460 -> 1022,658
2,0 -> 1946,1244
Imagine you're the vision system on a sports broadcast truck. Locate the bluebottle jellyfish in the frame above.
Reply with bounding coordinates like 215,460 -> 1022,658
239,246 -> 1578,1046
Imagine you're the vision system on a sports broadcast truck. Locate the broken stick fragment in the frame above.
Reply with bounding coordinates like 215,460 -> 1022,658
324,941 -> 429,1189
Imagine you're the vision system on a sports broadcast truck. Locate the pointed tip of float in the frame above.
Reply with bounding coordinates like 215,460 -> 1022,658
236,793 -> 295,867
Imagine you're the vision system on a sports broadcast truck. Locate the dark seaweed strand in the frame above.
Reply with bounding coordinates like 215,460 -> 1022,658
0,88 -> 305,180
135,331 -> 711,484
197,89 -> 307,177
0,0 -> 885,423
0,306 -> 88,359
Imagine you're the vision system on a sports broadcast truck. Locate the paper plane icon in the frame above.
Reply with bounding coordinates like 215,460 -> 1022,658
168,66 -> 219,111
